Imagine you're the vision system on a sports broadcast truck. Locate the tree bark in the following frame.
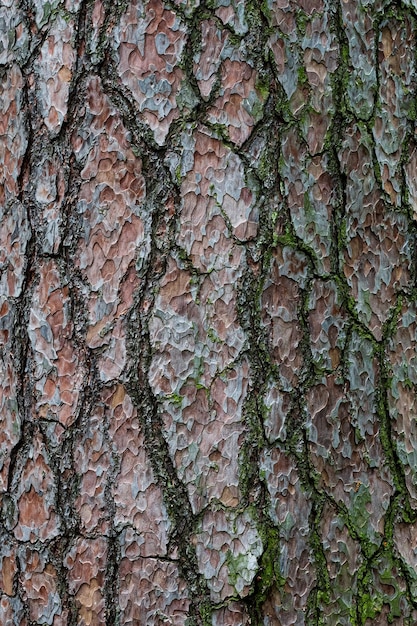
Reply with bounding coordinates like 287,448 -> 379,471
1,0 -> 417,624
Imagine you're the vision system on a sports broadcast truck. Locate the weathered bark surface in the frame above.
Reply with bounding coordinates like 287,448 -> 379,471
2,0 -> 417,624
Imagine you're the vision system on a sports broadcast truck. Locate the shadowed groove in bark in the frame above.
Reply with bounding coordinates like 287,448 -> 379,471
123,165 -> 213,623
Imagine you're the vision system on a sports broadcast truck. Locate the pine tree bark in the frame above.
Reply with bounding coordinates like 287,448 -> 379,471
1,0 -> 417,624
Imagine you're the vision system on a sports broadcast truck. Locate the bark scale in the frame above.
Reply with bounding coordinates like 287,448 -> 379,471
1,0 -> 417,624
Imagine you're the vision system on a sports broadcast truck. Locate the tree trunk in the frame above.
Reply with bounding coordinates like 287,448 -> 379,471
1,0 -> 417,623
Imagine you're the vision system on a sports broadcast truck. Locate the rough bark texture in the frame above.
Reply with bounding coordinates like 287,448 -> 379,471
2,0 -> 417,624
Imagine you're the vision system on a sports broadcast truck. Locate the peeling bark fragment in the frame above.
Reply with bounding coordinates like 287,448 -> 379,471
207,56 -> 266,147
29,260 -> 85,432
178,127 -> 257,268
114,0 -> 188,145
0,202 -> 31,298
74,402 -> 111,535
32,0 -> 60,28
306,374 -> 392,544
194,508 -> 262,602
18,546 -> 65,625
260,447 -> 315,625
149,258 -> 246,394
97,317 -> 128,382
308,279 -> 347,371
347,331 -> 382,467
387,303 -> 417,505
170,364 -> 248,512
193,20 -> 267,143
269,31 -> 301,105
0,300 -> 20,493
0,65 -> 27,206
108,384 -> 171,554
211,601 -> 250,626
261,245 -> 308,390
268,0 -> 337,132
266,0 -> 300,81
65,537 -> 107,626
0,1 -> 28,65
364,608 -> 413,626
86,0 -> 105,62
73,77 -> 147,309
405,142 -> 417,221
34,16 -> 76,134
341,0 -> 376,119
92,264 -> 140,382
320,509 -> 362,624
374,18 -> 415,206
361,555 -> 411,624
280,130 -> 334,273
149,257 -> 249,512
172,0 -> 200,15
75,384 -> 172,551
0,595 -> 27,626
12,433 -> 60,543
73,76 -> 147,381
118,556 -> 190,625
34,155 -> 66,254
213,0 -> 248,35
339,124 -> 412,340
263,382 -> 292,444
394,521 -> 417,600
300,9 -> 338,153
64,0 -> 82,12
193,20 -> 229,101
0,536 -> 17,598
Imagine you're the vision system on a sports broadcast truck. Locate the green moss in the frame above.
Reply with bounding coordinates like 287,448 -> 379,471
303,191 -> 314,219
197,602 -> 213,626
297,65 -> 309,87
226,551 -> 253,592
41,1 -> 54,25
238,397 -> 266,499
337,218 -> 348,250
250,524 -> 285,618
356,552 -> 409,625
316,588 -> 330,607
358,591 -> 383,622
381,296 -> 403,342
177,81 -> 200,113
295,9 -> 309,35
251,98 -> 265,122
350,484 -> 373,537
175,164 -> 183,185
177,246 -> 191,264
245,0 -> 274,41
274,88 -> 294,122
207,327 -> 221,344
258,150 -> 275,184
261,534 -> 284,588
407,98 -> 417,122
260,0 -> 272,25
374,346 -> 416,525
165,392 -> 183,408
256,76 -> 270,102
308,499 -> 331,605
